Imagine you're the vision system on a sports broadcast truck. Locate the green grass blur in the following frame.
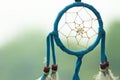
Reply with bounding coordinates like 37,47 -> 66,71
0,20 -> 120,80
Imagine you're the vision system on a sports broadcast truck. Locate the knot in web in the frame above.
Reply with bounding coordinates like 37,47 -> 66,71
58,7 -> 99,51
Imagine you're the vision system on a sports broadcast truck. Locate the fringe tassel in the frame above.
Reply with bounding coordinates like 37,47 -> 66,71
95,69 -> 119,80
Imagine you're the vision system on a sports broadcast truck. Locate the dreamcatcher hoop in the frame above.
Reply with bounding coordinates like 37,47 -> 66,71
53,2 -> 104,56
37,0 -> 118,80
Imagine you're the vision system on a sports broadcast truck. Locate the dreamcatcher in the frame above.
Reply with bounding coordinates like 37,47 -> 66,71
37,0 -> 119,80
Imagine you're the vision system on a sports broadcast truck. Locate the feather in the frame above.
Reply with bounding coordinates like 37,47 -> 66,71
36,72 -> 59,80
51,72 -> 59,80
36,75 -> 52,80
95,69 -> 119,80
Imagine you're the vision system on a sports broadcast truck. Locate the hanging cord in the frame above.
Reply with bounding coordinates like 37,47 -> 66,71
46,34 -> 51,67
46,32 -> 57,67
50,32 -> 57,65
41,32 -> 58,80
95,29 -> 119,80
100,29 -> 108,64
39,34 -> 51,80
100,29 -> 109,73
50,32 -> 58,74
75,0 -> 81,2
73,55 -> 84,80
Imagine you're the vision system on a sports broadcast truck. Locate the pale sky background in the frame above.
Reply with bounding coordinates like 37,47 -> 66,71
0,0 -> 120,48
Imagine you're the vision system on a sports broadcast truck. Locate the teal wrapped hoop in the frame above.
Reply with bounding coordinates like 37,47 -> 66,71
53,2 -> 104,56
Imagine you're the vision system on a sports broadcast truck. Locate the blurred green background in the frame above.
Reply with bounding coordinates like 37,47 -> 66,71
0,20 -> 120,80
0,0 -> 120,80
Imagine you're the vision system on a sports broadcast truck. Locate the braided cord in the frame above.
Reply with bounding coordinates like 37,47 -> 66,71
73,55 -> 84,80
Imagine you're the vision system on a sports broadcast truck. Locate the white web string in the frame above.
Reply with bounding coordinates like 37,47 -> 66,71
58,7 -> 99,51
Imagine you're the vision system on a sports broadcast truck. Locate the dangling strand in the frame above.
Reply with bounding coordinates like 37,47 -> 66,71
95,29 -> 119,80
50,33 -> 59,80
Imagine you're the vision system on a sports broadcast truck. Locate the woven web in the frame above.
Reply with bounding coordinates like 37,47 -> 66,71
58,7 -> 99,51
